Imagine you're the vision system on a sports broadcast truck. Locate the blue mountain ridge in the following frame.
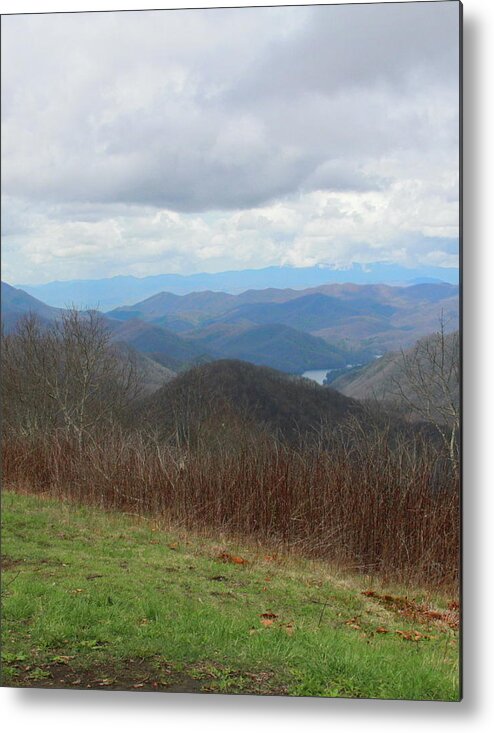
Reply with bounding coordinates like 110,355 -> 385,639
17,263 -> 459,311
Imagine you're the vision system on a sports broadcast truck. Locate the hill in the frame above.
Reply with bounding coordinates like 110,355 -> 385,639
328,354 -> 404,400
138,359 -> 362,441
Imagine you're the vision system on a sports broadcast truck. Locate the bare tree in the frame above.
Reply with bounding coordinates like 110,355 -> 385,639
1,309 -> 142,446
2,314 -> 59,434
391,318 -> 459,470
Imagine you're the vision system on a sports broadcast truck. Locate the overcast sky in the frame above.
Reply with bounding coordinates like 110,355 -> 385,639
1,1 -> 460,284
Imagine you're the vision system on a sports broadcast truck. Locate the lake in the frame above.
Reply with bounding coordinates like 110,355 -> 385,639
301,369 -> 335,385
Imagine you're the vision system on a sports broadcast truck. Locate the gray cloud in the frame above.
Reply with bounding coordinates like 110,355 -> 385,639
1,3 -> 460,283
2,4 -> 459,211
230,2 -> 459,101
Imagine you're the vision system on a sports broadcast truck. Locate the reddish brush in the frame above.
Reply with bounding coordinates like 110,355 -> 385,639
1,426 -> 459,589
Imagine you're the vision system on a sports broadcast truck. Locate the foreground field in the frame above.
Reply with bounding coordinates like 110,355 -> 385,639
1,492 -> 460,700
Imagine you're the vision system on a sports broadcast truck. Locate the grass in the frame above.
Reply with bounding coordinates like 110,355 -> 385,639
1,490 -> 460,700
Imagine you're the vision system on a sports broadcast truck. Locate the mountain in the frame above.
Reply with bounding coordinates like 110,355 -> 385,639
330,331 -> 460,425
109,290 -> 237,332
111,290 -> 237,320
0,283 -> 177,394
306,283 -> 459,352
16,262 -> 459,310
110,316 -> 362,374
137,359 -> 363,442
1,281 -> 61,331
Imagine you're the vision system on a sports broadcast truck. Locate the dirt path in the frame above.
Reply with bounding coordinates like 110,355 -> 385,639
6,657 -> 285,695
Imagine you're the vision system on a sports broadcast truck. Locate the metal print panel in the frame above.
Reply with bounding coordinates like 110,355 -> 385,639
0,1 -> 461,701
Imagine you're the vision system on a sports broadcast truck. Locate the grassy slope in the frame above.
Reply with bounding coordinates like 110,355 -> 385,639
1,492 -> 460,700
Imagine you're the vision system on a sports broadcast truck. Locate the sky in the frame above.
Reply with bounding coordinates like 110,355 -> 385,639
1,1 -> 460,285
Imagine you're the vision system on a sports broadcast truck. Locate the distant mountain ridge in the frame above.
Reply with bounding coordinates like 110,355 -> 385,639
16,263 -> 459,310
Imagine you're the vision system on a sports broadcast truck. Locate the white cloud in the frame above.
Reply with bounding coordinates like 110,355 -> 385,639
3,179 -> 459,284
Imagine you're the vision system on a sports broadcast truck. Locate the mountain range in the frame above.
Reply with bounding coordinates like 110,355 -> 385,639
107,281 -> 459,355
16,263 -> 459,310
1,279 -> 459,376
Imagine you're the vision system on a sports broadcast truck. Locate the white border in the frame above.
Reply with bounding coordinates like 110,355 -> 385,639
2,1 -> 493,731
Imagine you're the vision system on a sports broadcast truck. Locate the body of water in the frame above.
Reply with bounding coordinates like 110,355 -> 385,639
302,363 -> 364,386
301,369 -> 335,385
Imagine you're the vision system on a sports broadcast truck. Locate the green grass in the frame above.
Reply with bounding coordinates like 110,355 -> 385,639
1,491 -> 460,700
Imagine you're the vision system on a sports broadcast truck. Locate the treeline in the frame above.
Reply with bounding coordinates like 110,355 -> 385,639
1,311 -> 460,588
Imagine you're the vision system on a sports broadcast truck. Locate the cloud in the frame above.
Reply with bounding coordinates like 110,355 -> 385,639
3,185 -> 459,285
1,3 -> 460,282
230,2 -> 459,102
